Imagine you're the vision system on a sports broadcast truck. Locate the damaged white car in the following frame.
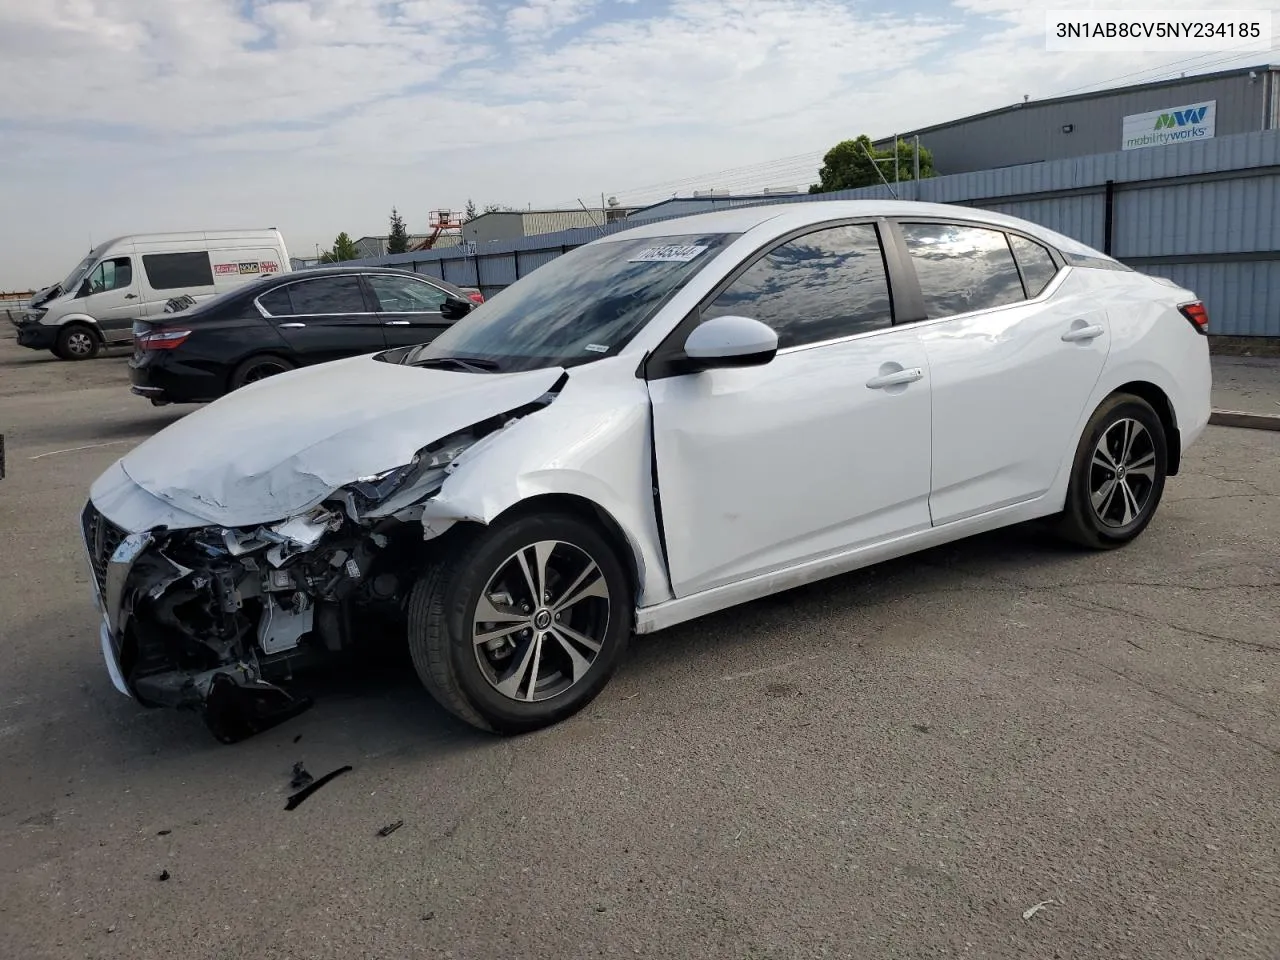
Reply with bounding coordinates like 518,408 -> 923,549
82,200 -> 1212,741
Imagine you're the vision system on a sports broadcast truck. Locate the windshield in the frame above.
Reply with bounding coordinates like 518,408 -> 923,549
57,252 -> 98,297
403,233 -> 737,372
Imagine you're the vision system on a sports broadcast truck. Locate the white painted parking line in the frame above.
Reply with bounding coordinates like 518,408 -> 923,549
28,439 -> 131,461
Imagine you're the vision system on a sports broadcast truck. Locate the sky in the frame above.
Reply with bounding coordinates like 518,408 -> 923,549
0,0 -> 1275,288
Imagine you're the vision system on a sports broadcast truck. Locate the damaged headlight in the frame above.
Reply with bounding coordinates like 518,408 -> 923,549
338,430 -> 479,520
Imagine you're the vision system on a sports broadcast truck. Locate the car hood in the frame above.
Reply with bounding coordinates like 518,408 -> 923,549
116,353 -> 566,528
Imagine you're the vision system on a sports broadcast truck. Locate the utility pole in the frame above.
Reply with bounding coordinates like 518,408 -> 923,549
894,134 -> 900,185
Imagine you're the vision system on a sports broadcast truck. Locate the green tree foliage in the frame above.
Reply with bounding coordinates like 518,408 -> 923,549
808,136 -> 936,194
387,208 -> 409,255
464,199 -> 478,222
320,232 -> 360,263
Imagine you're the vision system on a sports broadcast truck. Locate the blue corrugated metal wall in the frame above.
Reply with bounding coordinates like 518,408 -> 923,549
340,130 -> 1280,336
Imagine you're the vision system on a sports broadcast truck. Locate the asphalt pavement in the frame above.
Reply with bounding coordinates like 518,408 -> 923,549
1,338 -> 1278,960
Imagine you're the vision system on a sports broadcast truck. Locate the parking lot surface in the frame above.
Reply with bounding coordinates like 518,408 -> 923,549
1,338 -> 1278,960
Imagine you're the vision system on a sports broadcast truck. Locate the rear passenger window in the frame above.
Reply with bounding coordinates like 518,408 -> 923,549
281,277 -> 367,315
257,287 -> 294,316
1008,235 -> 1058,297
701,223 -> 893,350
900,223 -> 1025,319
142,252 -> 214,290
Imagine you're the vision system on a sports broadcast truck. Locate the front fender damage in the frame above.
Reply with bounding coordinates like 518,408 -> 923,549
97,375 -> 568,743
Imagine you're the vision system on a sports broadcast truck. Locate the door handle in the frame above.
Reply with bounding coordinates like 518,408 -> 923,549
1061,323 -> 1104,342
278,322 -> 306,328
124,294 -> 137,299
385,320 -> 410,325
866,367 -> 924,389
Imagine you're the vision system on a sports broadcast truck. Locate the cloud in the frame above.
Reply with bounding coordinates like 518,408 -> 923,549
0,0 -> 1273,286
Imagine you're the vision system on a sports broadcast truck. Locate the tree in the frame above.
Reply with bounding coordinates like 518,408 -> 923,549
320,232 -> 360,263
808,135 -> 935,194
463,198 -> 478,223
387,208 -> 409,254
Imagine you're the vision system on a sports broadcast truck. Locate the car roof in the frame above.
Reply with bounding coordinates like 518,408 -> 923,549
270,265 -> 468,292
596,199 -> 1108,259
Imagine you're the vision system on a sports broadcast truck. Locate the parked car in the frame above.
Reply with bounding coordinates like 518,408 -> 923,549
129,266 -> 480,404
80,199 -> 1211,742
15,229 -> 291,360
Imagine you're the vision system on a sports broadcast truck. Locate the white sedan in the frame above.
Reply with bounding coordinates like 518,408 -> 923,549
81,200 -> 1212,740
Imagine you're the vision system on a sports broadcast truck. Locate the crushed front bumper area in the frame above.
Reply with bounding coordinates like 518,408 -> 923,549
80,500 -> 367,742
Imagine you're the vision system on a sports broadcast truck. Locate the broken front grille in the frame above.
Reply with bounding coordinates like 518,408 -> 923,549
81,500 -> 125,598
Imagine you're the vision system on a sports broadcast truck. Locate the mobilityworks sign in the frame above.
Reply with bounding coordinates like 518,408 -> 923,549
1122,100 -> 1216,151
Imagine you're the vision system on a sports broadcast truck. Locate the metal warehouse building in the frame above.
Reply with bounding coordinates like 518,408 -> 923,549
875,65 -> 1280,175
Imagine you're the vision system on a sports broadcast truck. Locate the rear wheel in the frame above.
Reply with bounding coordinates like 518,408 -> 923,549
1054,393 -> 1168,549
55,323 -> 101,361
407,512 -> 632,734
229,354 -> 295,390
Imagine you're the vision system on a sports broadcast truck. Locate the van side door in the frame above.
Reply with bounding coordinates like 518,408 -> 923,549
138,251 -> 217,318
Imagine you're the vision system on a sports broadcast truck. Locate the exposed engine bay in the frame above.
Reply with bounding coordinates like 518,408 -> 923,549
84,382 -> 563,743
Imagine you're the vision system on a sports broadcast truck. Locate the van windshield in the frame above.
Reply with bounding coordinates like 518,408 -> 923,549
58,253 -> 98,296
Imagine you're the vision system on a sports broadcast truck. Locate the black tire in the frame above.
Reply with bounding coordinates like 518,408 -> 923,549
1054,393 -> 1168,549
55,323 -> 101,361
229,354 -> 295,390
407,512 -> 633,734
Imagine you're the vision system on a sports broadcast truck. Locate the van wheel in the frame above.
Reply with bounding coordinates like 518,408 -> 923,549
229,354 -> 295,390
1054,393 -> 1168,549
55,323 -> 101,361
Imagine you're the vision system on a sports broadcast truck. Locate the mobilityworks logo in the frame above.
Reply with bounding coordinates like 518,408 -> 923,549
1122,100 -> 1216,151
1153,106 -> 1208,130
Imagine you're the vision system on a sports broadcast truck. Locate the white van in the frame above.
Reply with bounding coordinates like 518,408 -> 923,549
14,229 -> 291,360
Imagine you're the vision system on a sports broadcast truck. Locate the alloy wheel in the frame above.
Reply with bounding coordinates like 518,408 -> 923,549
243,360 -> 288,383
66,331 -> 95,357
1090,418 -> 1157,527
472,540 -> 611,703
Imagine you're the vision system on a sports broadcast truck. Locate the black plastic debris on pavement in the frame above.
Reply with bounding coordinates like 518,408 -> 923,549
377,820 -> 404,838
284,765 -> 353,811
157,869 -> 170,882
289,762 -> 314,790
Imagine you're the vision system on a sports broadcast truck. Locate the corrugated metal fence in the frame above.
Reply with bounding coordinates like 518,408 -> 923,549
342,130 -> 1280,336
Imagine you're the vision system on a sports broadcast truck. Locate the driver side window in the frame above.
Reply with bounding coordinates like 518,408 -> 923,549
701,223 -> 893,350
81,257 -> 133,297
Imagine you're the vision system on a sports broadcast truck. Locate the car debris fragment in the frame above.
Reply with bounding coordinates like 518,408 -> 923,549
376,820 -> 404,838
284,764 -> 352,810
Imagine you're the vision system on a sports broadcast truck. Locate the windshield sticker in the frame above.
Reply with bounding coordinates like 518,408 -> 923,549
627,244 -> 710,263
584,343 -> 609,353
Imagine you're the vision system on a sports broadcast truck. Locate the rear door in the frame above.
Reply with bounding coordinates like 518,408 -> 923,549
254,275 -> 387,364
891,220 -> 1111,525
364,273 -> 453,348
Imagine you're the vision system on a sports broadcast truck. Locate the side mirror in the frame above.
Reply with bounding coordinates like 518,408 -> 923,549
77,279 -> 91,298
440,296 -> 472,321
682,315 -> 778,369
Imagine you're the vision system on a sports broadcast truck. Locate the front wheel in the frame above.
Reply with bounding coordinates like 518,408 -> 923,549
1054,393 -> 1168,549
55,323 -> 101,361
407,512 -> 633,734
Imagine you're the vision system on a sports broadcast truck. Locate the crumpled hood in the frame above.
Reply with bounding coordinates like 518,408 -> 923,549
118,353 -> 565,528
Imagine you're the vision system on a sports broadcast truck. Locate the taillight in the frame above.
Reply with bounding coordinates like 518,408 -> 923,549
1178,301 -> 1209,334
138,329 -> 192,350
467,291 -> 485,304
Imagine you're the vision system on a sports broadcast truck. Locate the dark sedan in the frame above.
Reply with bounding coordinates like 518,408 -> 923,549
129,266 -> 482,404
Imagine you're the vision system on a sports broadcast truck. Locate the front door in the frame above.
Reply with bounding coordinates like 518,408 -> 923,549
893,221 -> 1111,525
77,256 -> 141,343
646,222 -> 934,599
254,275 -> 387,365
364,273 -> 453,348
